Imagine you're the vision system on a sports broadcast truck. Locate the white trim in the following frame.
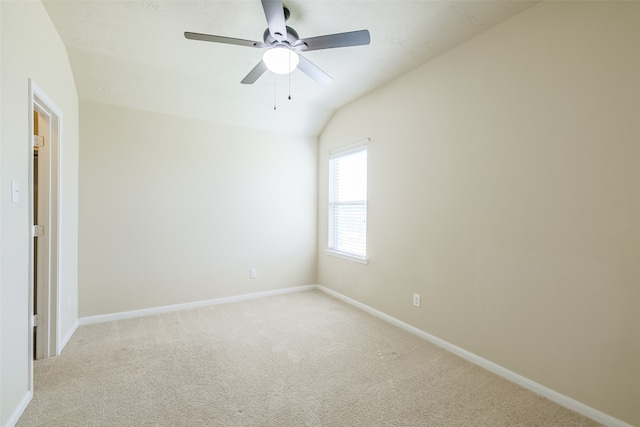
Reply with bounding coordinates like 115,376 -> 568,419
28,79 -> 63,365
4,391 -> 32,427
31,81 -> 62,116
314,286 -> 633,427
325,249 -> 369,264
79,285 -> 316,325
326,138 -> 370,156
58,319 -> 79,354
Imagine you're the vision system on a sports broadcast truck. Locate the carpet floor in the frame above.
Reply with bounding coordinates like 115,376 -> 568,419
18,290 -> 601,426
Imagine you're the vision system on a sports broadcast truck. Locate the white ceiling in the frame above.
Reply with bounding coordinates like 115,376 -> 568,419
43,0 -> 536,137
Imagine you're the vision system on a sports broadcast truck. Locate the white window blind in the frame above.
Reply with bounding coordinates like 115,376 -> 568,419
328,144 -> 367,261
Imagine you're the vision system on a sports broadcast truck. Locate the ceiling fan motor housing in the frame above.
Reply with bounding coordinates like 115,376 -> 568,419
263,26 -> 300,48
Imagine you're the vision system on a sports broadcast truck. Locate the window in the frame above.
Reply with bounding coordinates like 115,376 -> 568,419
328,142 -> 368,263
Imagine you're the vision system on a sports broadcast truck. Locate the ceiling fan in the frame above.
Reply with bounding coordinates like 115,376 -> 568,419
184,0 -> 370,85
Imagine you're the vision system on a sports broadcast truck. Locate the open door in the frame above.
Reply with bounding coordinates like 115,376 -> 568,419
32,109 -> 52,360
33,111 -> 39,358
28,80 -> 61,374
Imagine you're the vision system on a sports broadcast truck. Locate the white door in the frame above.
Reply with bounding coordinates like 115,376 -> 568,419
33,108 -> 51,360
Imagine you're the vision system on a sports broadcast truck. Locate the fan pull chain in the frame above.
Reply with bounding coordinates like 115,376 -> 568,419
273,76 -> 277,110
288,50 -> 292,100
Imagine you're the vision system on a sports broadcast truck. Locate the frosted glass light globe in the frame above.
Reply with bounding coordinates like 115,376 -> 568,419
263,47 -> 299,74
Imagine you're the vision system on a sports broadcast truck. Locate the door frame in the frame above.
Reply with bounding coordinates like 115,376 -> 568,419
27,79 -> 61,386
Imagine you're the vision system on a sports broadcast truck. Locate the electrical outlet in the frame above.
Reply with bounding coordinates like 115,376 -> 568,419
250,268 -> 257,279
413,293 -> 421,307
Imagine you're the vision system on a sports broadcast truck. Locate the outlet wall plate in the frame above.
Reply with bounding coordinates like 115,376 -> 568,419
413,293 -> 421,307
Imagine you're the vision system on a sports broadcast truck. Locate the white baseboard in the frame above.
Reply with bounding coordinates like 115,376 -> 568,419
71,283 -> 632,426
58,319 -> 79,354
3,391 -> 32,427
315,285 -> 633,427
78,285 -> 316,326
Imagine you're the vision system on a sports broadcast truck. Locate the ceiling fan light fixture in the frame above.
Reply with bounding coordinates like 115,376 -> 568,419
263,46 -> 299,74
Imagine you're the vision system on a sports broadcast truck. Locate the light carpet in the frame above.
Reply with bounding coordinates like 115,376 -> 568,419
18,290 -> 601,426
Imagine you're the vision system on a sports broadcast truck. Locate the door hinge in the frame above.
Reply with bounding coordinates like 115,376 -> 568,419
33,135 -> 45,148
33,224 -> 45,237
33,314 -> 39,327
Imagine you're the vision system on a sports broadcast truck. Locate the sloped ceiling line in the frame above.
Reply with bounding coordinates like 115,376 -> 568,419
43,0 -> 536,137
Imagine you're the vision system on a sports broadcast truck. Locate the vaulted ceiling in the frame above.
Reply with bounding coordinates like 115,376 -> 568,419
43,1 -> 536,137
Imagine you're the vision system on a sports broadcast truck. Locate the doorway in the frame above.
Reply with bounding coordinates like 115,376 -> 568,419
33,110 -> 39,359
28,80 -> 61,379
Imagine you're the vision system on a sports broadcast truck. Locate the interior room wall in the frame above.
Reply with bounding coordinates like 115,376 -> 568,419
318,2 -> 639,425
78,101 -> 317,317
0,1 -> 80,425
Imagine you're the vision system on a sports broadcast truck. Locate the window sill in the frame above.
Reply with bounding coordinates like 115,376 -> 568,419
325,250 -> 369,265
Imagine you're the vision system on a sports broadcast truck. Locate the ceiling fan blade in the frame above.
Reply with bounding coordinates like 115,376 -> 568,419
296,55 -> 332,85
185,32 -> 265,48
298,29 -> 370,52
241,60 -> 269,84
261,0 -> 287,42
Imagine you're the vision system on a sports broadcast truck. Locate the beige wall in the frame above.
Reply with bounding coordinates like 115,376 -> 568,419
318,2 -> 640,425
78,101 -> 317,317
1,1 -> 79,425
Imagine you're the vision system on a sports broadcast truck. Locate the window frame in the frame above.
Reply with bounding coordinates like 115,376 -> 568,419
326,140 -> 369,264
